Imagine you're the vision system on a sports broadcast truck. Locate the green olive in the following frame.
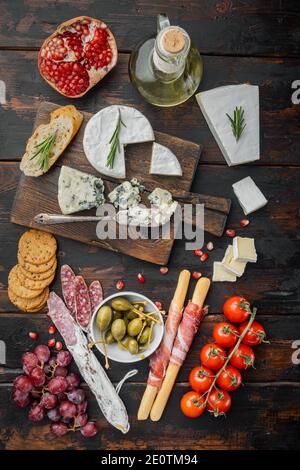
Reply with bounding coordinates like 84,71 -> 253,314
111,297 -> 132,311
112,310 -> 123,321
96,305 -> 112,332
118,335 -> 130,350
128,338 -> 139,355
125,309 -> 138,321
138,344 -> 148,353
111,318 -> 126,341
127,318 -> 143,337
138,326 -> 153,345
104,330 -> 115,344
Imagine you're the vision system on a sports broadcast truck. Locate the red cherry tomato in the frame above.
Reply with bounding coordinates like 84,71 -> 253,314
207,389 -> 231,416
200,343 -> 227,370
216,365 -> 242,391
180,391 -> 206,418
213,322 -> 239,348
229,344 -> 255,369
239,321 -> 267,346
189,366 -> 214,393
223,296 -> 250,323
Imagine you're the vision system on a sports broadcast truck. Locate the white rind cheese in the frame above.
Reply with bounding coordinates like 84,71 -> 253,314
222,245 -> 247,277
232,236 -> 257,262
196,84 -> 260,166
108,180 -> 141,210
58,166 -> 105,215
150,142 -> 182,176
213,262 -> 237,282
232,176 -> 267,215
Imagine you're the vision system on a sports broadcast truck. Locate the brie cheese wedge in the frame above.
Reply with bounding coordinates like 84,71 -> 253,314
83,105 -> 154,179
233,236 -> 257,262
222,245 -> 247,277
150,142 -> 182,176
213,262 -> 237,282
232,176 -> 267,215
196,84 -> 260,166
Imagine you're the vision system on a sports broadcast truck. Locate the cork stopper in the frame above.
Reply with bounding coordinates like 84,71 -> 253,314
162,28 -> 185,54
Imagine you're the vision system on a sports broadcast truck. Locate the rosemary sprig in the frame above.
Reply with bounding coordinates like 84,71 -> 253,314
226,106 -> 246,142
30,131 -> 56,172
106,109 -> 126,169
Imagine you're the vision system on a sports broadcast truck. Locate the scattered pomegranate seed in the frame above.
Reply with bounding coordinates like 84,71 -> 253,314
240,219 -> 250,227
192,271 -> 202,280
206,241 -> 214,251
48,338 -> 56,348
55,341 -> 63,351
116,280 -> 124,290
194,248 -> 203,257
200,252 -> 209,262
155,301 -> 163,310
48,325 -> 56,335
28,332 -> 39,341
226,229 -> 236,238
137,273 -> 145,284
160,266 -> 168,275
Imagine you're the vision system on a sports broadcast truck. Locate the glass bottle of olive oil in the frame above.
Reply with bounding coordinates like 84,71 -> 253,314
129,14 -> 203,107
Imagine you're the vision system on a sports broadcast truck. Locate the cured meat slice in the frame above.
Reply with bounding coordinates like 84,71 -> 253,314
147,300 -> 183,389
61,265 -> 76,317
89,280 -> 103,312
47,292 -> 129,433
170,302 -> 208,367
75,275 -> 92,329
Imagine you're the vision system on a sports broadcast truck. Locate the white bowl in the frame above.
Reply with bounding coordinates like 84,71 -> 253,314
90,291 -> 164,363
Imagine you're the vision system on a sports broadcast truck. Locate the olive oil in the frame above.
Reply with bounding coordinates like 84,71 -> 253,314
129,15 -> 203,107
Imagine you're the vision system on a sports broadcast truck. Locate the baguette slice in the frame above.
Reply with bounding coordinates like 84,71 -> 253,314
50,105 -> 83,139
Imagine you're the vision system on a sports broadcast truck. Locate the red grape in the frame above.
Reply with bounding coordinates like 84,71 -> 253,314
34,344 -> 50,364
59,400 -> 77,419
13,375 -> 33,393
56,350 -> 72,367
22,352 -> 38,375
40,392 -> 57,410
54,366 -> 68,378
80,422 -> 98,437
12,388 -> 31,408
50,422 -> 68,436
47,407 -> 61,422
76,400 -> 87,414
67,389 -> 85,405
28,403 -> 45,422
66,373 -> 80,391
57,392 -> 67,402
30,367 -> 46,387
48,376 -> 68,395
75,413 -> 88,427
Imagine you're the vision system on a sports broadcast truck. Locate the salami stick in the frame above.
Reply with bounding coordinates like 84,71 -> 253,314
137,270 -> 190,420
150,277 -> 210,422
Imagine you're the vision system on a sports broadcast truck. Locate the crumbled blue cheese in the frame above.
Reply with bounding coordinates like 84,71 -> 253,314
148,187 -> 178,225
108,181 -> 141,210
58,166 -> 105,215
148,188 -> 173,207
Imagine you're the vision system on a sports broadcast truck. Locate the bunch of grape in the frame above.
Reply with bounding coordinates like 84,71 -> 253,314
12,344 -> 98,438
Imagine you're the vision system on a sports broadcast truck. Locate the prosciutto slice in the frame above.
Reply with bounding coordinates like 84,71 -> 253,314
170,301 -> 208,367
147,300 -> 183,389
47,292 -> 130,433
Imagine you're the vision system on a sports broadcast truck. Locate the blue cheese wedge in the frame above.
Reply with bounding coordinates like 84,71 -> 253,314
148,187 -> 178,224
196,84 -> 260,166
108,180 -> 141,210
148,187 -> 173,207
213,262 -> 237,282
232,236 -> 257,262
232,176 -> 267,215
222,245 -> 247,277
150,142 -> 182,176
58,166 -> 105,215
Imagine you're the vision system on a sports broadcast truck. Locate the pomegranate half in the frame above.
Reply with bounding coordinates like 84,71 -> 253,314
38,16 -> 118,98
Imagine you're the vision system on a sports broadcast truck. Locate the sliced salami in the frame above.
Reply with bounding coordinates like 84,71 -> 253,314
61,264 -> 76,317
47,291 -> 77,346
89,280 -> 103,312
75,275 -> 92,329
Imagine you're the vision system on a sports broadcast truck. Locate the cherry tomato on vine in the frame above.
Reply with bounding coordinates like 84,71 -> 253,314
213,322 -> 239,348
189,366 -> 214,393
207,389 -> 231,416
223,296 -> 250,323
239,321 -> 267,346
200,343 -> 227,370
229,344 -> 255,369
216,365 -> 242,391
180,391 -> 206,418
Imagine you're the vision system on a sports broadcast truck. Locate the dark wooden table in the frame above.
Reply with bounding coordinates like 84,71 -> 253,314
0,0 -> 299,451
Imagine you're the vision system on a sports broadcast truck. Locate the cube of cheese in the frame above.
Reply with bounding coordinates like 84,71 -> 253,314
233,237 -> 257,262
213,262 -> 237,282
222,245 -> 247,277
232,176 -> 267,215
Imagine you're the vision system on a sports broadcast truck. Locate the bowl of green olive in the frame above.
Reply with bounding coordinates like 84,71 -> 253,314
90,292 -> 165,363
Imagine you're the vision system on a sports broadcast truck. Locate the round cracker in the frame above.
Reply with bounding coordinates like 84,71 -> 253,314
17,264 -> 55,290
8,286 -> 49,312
18,251 -> 56,274
18,259 -> 57,281
19,229 -> 57,265
8,265 -> 44,299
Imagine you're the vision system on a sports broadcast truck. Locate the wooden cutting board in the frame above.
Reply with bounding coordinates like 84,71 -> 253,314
11,101 -> 227,265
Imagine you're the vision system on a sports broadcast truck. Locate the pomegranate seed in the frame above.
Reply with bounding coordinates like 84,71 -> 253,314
192,271 -> 202,280
160,266 -> 168,275
48,325 -> 56,335
28,332 -> 39,341
55,341 -> 63,351
137,273 -> 145,283
48,338 -> 56,348
155,301 -> 162,310
200,252 -> 209,262
194,249 -> 203,257
226,229 -> 236,238
116,280 -> 124,290
240,219 -> 250,227
206,241 -> 214,251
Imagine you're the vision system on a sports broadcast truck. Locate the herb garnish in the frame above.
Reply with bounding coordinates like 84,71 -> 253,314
226,106 -> 246,142
30,131 -> 56,172
106,109 -> 126,169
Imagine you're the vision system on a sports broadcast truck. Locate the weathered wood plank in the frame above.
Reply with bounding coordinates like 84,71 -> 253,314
0,51 -> 299,165
0,1 -> 299,57
0,382 -> 299,450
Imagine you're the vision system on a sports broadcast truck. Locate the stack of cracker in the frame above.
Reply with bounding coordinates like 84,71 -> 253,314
8,229 -> 57,312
